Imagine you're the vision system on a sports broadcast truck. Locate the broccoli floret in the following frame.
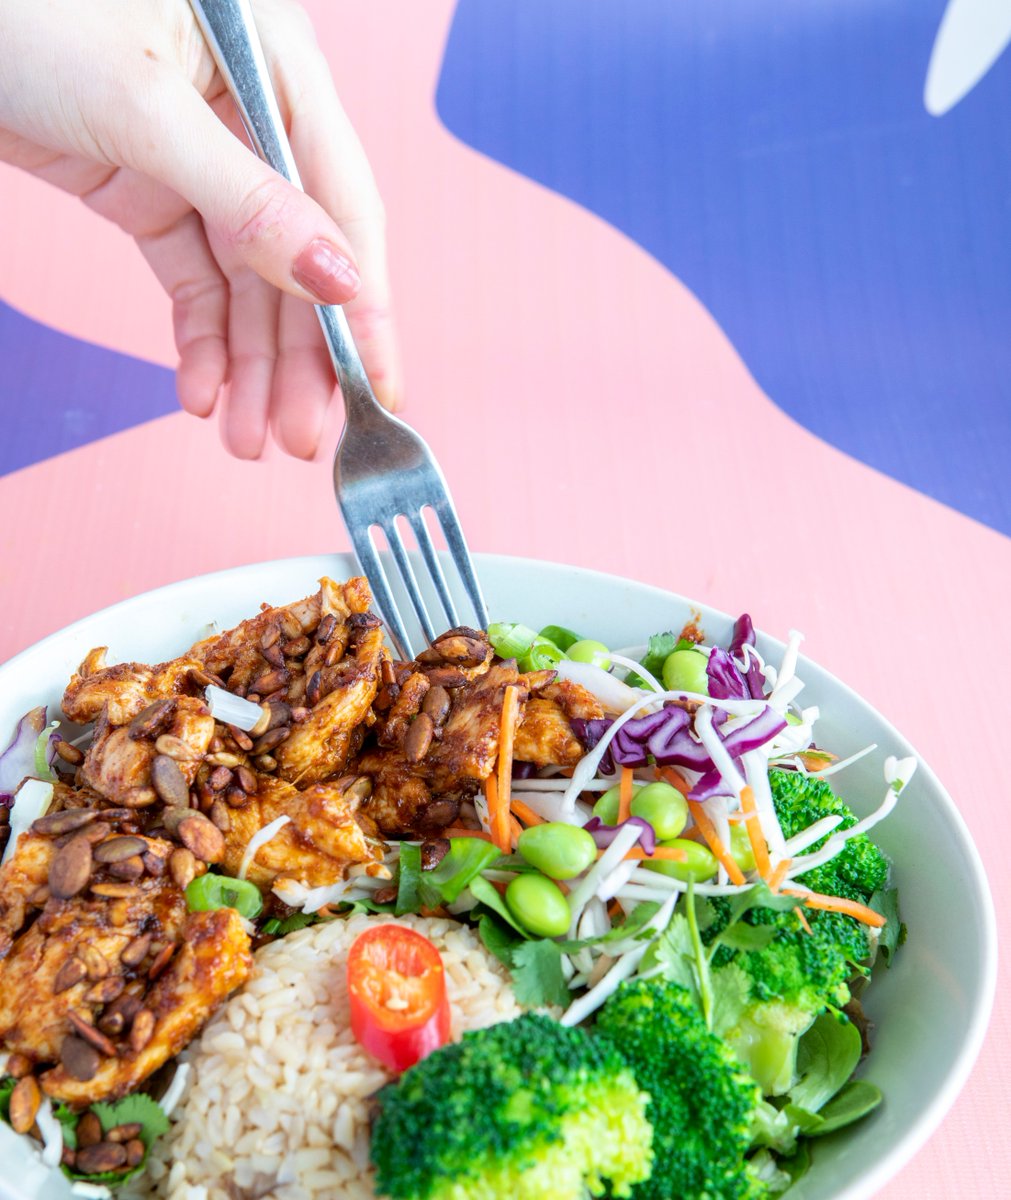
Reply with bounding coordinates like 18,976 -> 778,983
597,979 -> 765,1200
699,774 -> 889,1096
768,769 -> 890,901
369,1012 -> 653,1200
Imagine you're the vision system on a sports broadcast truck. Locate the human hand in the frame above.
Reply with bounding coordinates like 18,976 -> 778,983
0,0 -> 400,459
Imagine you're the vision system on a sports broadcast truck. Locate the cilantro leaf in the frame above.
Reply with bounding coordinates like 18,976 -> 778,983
62,1094 -> 170,1187
709,963 -> 753,1038
477,914 -> 523,966
652,913 -> 701,1002
626,632 -> 696,687
509,939 -> 571,1008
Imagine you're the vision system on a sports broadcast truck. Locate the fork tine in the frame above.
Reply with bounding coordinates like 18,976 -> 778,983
346,523 -> 415,660
409,510 -> 460,630
432,497 -> 489,629
383,519 -> 438,647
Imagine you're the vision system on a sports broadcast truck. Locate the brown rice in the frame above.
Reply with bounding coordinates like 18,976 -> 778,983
138,914 -> 522,1200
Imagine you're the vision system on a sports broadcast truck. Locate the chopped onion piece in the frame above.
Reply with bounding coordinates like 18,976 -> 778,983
35,1097 -> 62,1168
205,684 -> 265,732
238,815 -> 291,880
160,1063 -> 191,1118
553,659 -> 649,712
1,779 -> 53,867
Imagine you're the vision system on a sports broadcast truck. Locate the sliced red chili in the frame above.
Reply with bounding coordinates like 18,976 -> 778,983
346,924 -> 451,1073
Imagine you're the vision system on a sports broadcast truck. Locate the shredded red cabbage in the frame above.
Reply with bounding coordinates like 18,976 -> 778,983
511,761 -> 538,780
572,701 -> 786,778
0,706 -> 50,803
583,815 -> 657,855
729,613 -> 766,699
687,768 -> 733,802
706,647 -> 749,701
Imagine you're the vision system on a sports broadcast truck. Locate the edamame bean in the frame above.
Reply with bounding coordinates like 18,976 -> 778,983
567,639 -> 612,670
629,781 -> 689,841
643,838 -> 719,882
517,822 -> 597,880
661,648 -> 710,695
505,873 -> 571,938
593,785 -> 630,826
729,824 -> 756,873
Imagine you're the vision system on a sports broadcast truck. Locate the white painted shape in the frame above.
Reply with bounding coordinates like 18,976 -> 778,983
925,0 -> 1011,115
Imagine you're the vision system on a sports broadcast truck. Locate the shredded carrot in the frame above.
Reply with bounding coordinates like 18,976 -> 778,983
510,798 -> 546,827
739,785 -> 772,880
444,825 -> 493,842
687,799 -> 747,886
508,813 -> 523,848
618,766 -> 635,823
493,685 -> 521,851
483,775 -> 510,853
767,857 -> 792,892
794,907 -> 813,935
607,899 -> 623,920
782,888 -> 886,928
623,846 -> 688,862
657,766 -> 691,797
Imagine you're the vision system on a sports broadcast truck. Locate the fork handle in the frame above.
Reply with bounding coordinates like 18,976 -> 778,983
189,0 -> 376,415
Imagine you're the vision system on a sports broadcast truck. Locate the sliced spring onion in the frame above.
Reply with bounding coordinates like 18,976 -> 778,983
518,636 -> 565,673
33,722 -> 58,782
486,622 -> 538,659
238,814 -> 291,880
538,624 -> 582,652
185,872 -> 264,919
205,684 -> 265,732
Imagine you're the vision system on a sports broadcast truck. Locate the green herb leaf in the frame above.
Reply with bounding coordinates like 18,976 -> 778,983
625,632 -> 684,688
264,910 -> 323,936
395,842 -> 422,916
0,1076 -> 14,1123
509,939 -> 571,1008
340,896 -> 396,917
53,1102 -> 78,1149
806,1079 -> 883,1135
709,963 -> 753,1038
418,838 -> 503,907
477,914 -> 522,966
468,875 -> 527,935
557,901 -> 662,952
789,1011 -> 863,1114
653,913 -> 700,1003
869,887 -> 905,965
717,923 -> 778,953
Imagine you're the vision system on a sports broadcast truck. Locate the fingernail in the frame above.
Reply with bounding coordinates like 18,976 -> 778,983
293,239 -> 360,303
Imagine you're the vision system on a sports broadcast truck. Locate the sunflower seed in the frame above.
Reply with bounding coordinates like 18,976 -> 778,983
49,834 -> 94,899
120,932 -> 153,968
75,1142 -> 127,1175
150,755 -> 190,807
147,942 -> 176,981
76,1112 -> 103,1148
178,815 -> 225,863
404,714 -> 435,763
128,700 -> 174,741
8,1076 -> 41,1133
154,734 -> 198,761
93,835 -> 147,864
125,1138 -> 145,1168
130,1008 -> 155,1052
91,881 -> 140,898
36,801 -> 88,835
106,1122 -> 143,1143
168,847 -> 197,890
422,685 -> 451,726
84,976 -> 126,1005
66,1010 -> 117,1057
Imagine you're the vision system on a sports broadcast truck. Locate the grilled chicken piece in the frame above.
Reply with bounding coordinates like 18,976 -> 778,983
0,830 -> 53,958
221,776 -> 380,888
0,832 -> 185,1062
0,815 -> 251,1105
63,649 -> 207,727
356,748 -> 458,838
513,680 -> 605,768
426,661 -> 532,793
41,908 -> 251,1104
79,697 -> 214,808
274,618 -> 385,787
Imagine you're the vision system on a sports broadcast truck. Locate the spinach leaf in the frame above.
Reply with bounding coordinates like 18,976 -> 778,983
790,1011 -> 862,1114
394,842 -> 422,916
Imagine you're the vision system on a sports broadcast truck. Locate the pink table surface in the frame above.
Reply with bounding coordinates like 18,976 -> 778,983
0,3 -> 1007,1196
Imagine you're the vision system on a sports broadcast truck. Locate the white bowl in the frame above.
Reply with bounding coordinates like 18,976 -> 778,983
0,554 -> 997,1200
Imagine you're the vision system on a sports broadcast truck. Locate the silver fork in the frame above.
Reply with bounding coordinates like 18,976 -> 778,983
190,0 -> 487,659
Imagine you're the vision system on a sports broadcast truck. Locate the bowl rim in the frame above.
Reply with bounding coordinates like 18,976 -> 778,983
0,550 -> 998,1200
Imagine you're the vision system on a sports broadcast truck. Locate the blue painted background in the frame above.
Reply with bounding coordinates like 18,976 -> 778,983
436,0 -> 1011,537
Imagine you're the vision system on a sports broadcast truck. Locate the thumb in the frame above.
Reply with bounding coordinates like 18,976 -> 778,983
126,79 -> 361,305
